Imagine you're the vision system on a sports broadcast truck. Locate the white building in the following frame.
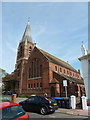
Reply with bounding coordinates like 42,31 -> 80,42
79,43 -> 90,102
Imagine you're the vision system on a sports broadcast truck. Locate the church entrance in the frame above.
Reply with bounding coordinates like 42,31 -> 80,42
50,86 -> 55,97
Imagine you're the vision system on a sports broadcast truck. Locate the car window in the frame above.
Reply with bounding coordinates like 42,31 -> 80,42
1,105 -> 25,119
40,97 -> 48,103
34,96 -> 39,103
27,97 -> 35,103
36,96 -> 43,103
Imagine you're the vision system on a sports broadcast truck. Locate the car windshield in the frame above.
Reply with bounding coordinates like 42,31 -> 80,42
0,105 -> 25,120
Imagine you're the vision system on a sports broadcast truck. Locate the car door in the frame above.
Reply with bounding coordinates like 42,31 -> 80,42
30,96 -> 40,112
26,97 -> 36,111
33,96 -> 41,112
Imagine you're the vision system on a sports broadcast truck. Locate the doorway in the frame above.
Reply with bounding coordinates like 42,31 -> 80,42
50,86 -> 55,97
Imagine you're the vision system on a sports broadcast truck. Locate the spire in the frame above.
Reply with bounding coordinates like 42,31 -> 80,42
21,19 -> 33,43
28,17 -> 30,24
25,38 -> 28,46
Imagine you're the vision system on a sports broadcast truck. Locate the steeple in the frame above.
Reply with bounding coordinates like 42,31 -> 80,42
21,20 -> 33,43
16,20 -> 35,62
15,20 -> 35,94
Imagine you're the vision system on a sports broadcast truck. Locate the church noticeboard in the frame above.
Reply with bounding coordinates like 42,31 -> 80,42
63,80 -> 67,86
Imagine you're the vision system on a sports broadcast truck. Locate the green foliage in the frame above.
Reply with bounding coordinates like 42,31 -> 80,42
2,74 -> 14,93
18,94 -> 28,98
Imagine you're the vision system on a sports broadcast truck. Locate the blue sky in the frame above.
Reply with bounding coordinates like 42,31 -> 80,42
1,2 -> 88,75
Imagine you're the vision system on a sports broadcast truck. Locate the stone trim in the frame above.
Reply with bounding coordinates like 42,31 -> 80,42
28,77 -> 42,80
78,53 -> 90,61
17,57 -> 28,62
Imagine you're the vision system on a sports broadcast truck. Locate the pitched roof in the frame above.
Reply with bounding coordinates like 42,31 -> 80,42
39,48 -> 77,72
49,78 -> 59,84
59,73 -> 84,84
53,71 -> 84,84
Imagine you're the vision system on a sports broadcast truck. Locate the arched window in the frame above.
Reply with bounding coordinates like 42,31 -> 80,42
37,83 -> 38,88
32,59 -> 37,78
64,69 -> 66,74
28,84 -> 30,88
29,46 -> 32,54
40,82 -> 42,87
31,83 -> 33,88
40,65 -> 42,77
70,72 -> 72,76
29,68 -> 31,78
31,84 -> 33,88
67,70 -> 69,75
60,68 -> 62,72
55,66 -> 57,71
20,46 -> 23,57
34,83 -> 36,88
31,59 -> 43,78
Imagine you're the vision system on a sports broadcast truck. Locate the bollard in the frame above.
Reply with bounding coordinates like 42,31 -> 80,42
70,95 -> 76,109
81,96 -> 88,110
12,94 -> 16,103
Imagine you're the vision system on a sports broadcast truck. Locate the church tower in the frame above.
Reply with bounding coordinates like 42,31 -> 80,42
15,21 -> 35,94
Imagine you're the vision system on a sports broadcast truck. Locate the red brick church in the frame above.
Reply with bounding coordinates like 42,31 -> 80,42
12,22 -> 85,97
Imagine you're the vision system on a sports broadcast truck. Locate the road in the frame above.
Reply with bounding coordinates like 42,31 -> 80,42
28,112 -> 88,120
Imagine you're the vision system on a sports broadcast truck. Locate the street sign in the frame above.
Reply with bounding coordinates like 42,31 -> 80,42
63,80 -> 67,98
63,80 -> 67,86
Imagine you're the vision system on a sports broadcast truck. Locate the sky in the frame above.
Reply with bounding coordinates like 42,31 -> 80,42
1,2 -> 88,75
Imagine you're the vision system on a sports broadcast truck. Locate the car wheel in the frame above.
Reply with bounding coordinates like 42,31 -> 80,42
40,107 -> 47,115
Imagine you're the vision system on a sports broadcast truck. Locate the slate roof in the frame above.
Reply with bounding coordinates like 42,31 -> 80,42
21,23 -> 33,43
58,73 -> 84,84
52,71 -> 84,84
39,48 -> 77,72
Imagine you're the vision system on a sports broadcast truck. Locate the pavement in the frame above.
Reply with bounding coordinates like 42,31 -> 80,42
16,97 -> 90,117
56,108 -> 90,117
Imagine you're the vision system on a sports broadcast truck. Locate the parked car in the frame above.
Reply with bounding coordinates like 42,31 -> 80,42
19,96 -> 58,115
0,101 -> 30,120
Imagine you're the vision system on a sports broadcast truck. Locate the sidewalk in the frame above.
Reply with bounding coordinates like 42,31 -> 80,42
16,97 -> 27,103
56,108 -> 90,117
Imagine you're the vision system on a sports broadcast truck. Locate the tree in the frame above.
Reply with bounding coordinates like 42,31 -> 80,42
2,74 -> 13,93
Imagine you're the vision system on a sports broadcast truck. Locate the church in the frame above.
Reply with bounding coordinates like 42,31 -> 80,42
12,22 -> 85,97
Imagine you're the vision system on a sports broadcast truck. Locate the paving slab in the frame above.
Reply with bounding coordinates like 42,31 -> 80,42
56,108 -> 90,117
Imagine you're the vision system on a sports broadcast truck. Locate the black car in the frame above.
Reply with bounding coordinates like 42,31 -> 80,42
19,96 -> 58,115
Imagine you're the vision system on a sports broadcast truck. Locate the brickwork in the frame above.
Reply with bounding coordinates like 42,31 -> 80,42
12,23 -> 85,98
